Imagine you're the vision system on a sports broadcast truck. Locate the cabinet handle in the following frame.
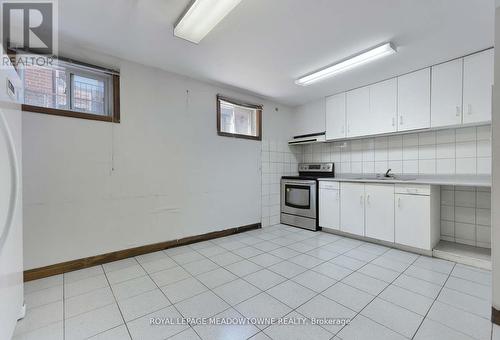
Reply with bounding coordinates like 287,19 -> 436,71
398,197 -> 401,207
456,106 -> 461,117
399,115 -> 403,125
360,195 -> 363,205
367,194 -> 370,205
467,104 -> 472,115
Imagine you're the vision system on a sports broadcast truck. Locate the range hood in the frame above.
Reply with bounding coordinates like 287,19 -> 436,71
288,132 -> 326,145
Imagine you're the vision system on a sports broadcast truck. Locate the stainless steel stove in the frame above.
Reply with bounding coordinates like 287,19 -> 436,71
281,163 -> 334,231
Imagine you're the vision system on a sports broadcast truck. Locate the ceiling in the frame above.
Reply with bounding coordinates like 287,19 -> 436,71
58,0 -> 494,107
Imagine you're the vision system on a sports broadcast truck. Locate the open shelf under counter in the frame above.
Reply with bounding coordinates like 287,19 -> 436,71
433,240 -> 491,270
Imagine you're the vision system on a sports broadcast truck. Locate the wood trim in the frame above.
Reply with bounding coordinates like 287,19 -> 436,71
216,95 -> 262,141
493,307 -> 500,325
22,104 -> 114,123
23,223 -> 261,282
217,95 -> 263,110
112,75 -> 121,123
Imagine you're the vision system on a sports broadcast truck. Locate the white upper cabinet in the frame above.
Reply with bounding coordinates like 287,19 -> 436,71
345,80 -> 396,138
292,98 -> 326,137
397,68 -> 431,132
325,93 -> 346,140
346,86 -> 370,138
463,49 -> 494,124
296,49 -> 493,143
368,78 -> 397,135
431,59 -> 463,128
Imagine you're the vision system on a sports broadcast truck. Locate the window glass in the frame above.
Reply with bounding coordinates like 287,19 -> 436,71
217,97 -> 261,140
24,66 -> 67,110
72,75 -> 106,115
22,62 -> 114,118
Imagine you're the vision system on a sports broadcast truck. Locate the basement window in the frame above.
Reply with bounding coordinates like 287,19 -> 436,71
21,58 -> 120,123
217,95 -> 262,140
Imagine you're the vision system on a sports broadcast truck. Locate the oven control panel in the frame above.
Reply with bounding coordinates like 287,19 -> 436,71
298,163 -> 334,173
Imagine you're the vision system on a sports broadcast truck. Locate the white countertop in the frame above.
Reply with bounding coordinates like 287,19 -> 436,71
317,174 -> 491,187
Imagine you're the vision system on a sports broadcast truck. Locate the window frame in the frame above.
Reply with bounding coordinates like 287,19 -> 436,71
216,94 -> 262,141
21,58 -> 120,123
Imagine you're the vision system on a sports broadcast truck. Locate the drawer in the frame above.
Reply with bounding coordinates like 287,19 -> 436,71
319,181 -> 340,190
395,184 -> 430,195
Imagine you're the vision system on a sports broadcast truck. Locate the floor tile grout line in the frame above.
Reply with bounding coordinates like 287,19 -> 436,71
94,231 -> 373,338
316,244 -> 404,337
249,240 -> 393,337
11,228 -> 344,337
154,230 -> 354,338
250,227 -> 492,338
134,258 -> 205,340
24,225 -> 492,340
410,262 -> 457,340
434,287 -> 492,319
333,251 -> 421,339
101,259 -> 135,340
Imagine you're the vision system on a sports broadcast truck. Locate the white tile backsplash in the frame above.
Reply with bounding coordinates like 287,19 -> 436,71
261,140 -> 301,227
300,125 -> 491,175
440,186 -> 491,248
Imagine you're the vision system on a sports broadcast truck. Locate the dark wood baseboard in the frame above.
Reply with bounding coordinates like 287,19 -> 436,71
493,307 -> 500,325
24,223 -> 260,282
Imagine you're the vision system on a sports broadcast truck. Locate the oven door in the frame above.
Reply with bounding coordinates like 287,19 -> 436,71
281,179 -> 316,219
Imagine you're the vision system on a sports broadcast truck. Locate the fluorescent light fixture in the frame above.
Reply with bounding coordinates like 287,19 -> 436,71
295,42 -> 397,86
174,0 -> 242,44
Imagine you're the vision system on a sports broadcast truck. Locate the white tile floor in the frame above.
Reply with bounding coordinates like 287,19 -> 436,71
14,224 -> 497,340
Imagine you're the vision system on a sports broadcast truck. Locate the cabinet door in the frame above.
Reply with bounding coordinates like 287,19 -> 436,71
369,78 -> 397,135
346,86 -> 370,138
365,184 -> 395,242
397,68 -> 431,131
395,194 -> 430,249
292,98 -> 326,136
463,49 -> 494,124
325,93 -> 346,140
319,188 -> 340,230
340,183 -> 365,236
431,58 -> 463,128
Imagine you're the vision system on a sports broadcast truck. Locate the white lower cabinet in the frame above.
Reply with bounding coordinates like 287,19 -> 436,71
365,184 -> 395,243
340,183 -> 365,236
394,185 -> 440,251
319,182 -> 340,230
322,182 -> 439,252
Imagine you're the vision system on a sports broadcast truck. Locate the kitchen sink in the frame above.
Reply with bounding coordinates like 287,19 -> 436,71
353,175 -> 417,181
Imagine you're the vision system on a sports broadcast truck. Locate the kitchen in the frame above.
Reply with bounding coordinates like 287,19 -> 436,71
0,1 -> 499,340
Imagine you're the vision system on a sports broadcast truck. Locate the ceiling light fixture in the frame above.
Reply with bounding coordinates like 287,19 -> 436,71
174,0 -> 242,44
295,42 -> 397,86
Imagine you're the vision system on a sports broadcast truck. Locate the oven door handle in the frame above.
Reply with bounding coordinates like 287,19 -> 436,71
281,180 -> 316,185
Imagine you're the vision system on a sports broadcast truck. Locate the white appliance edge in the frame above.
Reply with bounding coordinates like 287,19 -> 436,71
0,55 -> 24,338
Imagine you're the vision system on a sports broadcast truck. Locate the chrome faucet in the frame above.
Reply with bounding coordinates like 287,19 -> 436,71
384,169 -> 394,178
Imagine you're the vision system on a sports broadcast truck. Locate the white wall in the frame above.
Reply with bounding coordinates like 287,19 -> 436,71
492,5 -> 500,313
22,53 -> 294,270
